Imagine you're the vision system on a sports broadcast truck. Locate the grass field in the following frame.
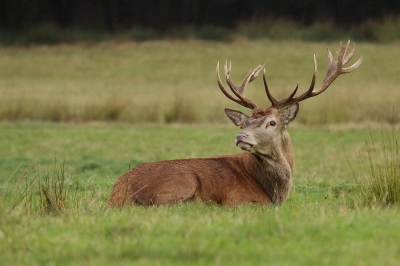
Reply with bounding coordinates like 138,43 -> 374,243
0,40 -> 399,265
1,122 -> 399,265
0,40 -> 399,124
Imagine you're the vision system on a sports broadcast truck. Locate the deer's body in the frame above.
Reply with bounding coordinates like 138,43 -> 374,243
108,41 -> 362,207
108,108 -> 295,206
108,154 -> 274,206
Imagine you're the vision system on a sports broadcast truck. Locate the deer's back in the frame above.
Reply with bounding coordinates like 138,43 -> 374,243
107,154 -> 271,206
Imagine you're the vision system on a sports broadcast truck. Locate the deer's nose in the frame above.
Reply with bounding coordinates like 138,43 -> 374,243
235,133 -> 248,143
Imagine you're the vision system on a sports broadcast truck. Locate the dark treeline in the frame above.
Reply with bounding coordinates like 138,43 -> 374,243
1,0 -> 400,32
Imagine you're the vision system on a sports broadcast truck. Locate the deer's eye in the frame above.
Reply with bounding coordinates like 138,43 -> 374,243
269,121 -> 276,126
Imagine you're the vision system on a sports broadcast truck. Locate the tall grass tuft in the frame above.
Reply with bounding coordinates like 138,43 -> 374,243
9,159 -> 79,216
359,126 -> 400,207
331,125 -> 400,208
38,160 -> 72,214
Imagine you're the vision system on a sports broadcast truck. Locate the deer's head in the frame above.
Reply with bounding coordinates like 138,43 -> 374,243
217,41 -> 363,158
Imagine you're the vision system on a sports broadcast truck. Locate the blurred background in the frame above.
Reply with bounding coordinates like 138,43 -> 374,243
1,0 -> 400,45
0,1 -> 399,125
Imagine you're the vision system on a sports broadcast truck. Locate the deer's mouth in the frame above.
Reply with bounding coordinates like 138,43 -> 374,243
236,140 -> 253,150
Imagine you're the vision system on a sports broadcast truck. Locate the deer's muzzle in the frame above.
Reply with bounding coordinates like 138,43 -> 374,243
235,133 -> 253,150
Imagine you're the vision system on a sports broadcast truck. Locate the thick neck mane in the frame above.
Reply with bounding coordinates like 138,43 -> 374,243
240,131 -> 294,203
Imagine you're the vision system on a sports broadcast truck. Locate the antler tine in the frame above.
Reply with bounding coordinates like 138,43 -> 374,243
342,44 -> 363,73
263,68 -> 278,106
224,61 -> 257,108
248,62 -> 265,82
217,61 -> 265,109
342,40 -> 354,65
217,62 -> 249,108
264,55 -> 315,109
285,54 -> 317,105
266,41 -> 362,109
263,67 -> 300,109
226,61 -> 264,96
311,41 -> 363,96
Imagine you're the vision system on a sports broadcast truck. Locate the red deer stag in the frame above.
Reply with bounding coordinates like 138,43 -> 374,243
108,41 -> 362,207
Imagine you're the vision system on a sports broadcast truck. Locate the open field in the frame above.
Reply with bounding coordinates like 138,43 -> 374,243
0,122 -> 399,265
0,40 -> 399,124
0,40 -> 399,265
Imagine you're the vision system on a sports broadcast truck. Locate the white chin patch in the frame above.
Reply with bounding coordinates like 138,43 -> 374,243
237,142 -> 253,151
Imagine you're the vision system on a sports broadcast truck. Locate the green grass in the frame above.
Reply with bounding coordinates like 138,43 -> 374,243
0,40 -> 399,264
0,40 -> 399,124
354,126 -> 400,206
2,203 -> 400,265
1,122 -> 400,265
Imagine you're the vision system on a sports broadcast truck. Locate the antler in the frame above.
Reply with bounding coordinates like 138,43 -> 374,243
264,40 -> 363,109
217,61 -> 265,109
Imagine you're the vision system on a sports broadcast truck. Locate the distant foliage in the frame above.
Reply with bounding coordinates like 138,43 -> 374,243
1,0 -> 400,32
2,17 -> 400,45
1,0 -> 400,45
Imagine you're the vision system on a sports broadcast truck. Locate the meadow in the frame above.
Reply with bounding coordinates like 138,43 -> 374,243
0,40 -> 399,265
0,40 -> 399,124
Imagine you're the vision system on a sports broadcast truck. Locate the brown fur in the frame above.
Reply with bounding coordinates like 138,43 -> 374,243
107,106 -> 297,207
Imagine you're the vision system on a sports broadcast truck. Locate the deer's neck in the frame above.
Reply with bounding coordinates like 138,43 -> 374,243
242,134 -> 294,204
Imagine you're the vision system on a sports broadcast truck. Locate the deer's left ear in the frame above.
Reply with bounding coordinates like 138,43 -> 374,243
225,108 -> 249,127
282,103 -> 299,125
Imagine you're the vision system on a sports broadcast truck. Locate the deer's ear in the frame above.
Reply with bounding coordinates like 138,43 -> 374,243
225,108 -> 249,127
283,103 -> 299,125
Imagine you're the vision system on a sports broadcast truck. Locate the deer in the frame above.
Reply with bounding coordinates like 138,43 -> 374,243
107,41 -> 362,207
